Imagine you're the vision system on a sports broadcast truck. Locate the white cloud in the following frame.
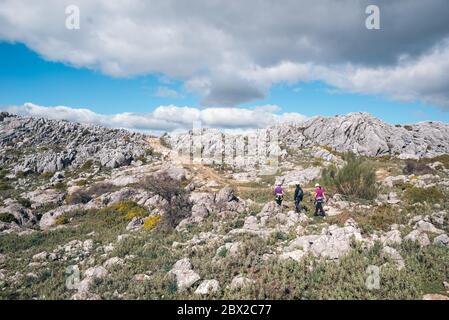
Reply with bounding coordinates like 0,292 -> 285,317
154,86 -> 180,98
236,41 -> 449,108
1,103 -> 307,133
153,105 -> 200,124
1,0 -> 449,107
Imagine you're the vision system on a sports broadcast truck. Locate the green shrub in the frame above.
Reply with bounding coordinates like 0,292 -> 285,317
232,219 -> 245,229
87,182 -> 115,197
17,197 -> 32,208
402,160 -> 434,175
80,160 -> 94,171
0,212 -> 17,223
217,246 -> 228,258
145,147 -> 154,156
41,172 -> 53,179
404,186 -> 444,204
275,231 -> 288,241
361,206 -> 406,233
101,200 -> 147,221
54,215 -> 69,225
15,170 -> 26,178
159,135 -> 171,149
321,153 -> 378,200
54,182 -> 67,191
143,214 -> 161,230
425,154 -> 449,169
0,168 -> 8,180
143,172 -> 192,229
236,187 -> 272,204
0,181 -> 10,191
65,189 -> 92,205
76,179 -> 88,187
259,174 -> 277,186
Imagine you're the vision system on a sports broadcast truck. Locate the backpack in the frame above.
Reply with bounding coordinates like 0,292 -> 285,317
295,187 -> 304,201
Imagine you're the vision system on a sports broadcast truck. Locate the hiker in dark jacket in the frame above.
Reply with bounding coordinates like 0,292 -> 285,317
294,182 -> 304,213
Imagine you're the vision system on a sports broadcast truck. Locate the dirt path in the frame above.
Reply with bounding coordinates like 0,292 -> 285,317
146,136 -> 228,185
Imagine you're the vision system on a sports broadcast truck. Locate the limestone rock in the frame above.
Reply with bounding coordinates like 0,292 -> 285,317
229,275 -> 255,291
433,234 -> 449,247
169,258 -> 201,291
404,230 -> 431,247
195,280 -> 220,295
103,257 -> 125,269
381,246 -> 405,270
381,230 -> 402,246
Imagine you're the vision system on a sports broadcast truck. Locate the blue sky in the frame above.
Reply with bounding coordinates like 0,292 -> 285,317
0,43 -> 197,114
1,1 -> 449,132
1,42 -> 448,126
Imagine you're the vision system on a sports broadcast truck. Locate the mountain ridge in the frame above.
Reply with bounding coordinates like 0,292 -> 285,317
2,111 -> 449,177
169,111 -> 449,160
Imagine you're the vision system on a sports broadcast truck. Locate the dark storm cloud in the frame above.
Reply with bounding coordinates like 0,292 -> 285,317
1,0 -> 449,107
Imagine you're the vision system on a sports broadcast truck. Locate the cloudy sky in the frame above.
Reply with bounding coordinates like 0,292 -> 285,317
1,0 -> 449,132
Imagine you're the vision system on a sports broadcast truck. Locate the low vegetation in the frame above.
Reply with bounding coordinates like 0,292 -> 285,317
100,201 -> 148,221
424,154 -> 449,169
321,153 -> 378,200
65,189 -> 92,205
402,160 -> 434,175
143,172 -> 192,229
404,186 -> 444,204
2,215 -> 447,300
0,212 -> 17,223
143,214 -> 161,230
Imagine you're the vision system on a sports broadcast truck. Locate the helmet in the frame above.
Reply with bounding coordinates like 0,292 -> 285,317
315,183 -> 320,187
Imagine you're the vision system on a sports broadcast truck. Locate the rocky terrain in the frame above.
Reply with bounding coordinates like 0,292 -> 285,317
168,112 -> 449,162
0,112 -> 152,174
0,112 -> 448,300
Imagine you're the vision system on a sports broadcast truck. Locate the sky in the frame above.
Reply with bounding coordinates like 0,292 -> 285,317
1,0 -> 449,133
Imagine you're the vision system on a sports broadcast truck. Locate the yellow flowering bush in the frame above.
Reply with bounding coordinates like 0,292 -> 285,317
102,200 -> 148,221
143,214 -> 161,230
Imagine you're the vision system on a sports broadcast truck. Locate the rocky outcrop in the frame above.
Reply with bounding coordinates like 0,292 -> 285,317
278,112 -> 449,158
168,258 -> 201,291
381,246 -> 405,271
167,112 -> 449,161
0,200 -> 36,227
281,219 -> 364,261
195,280 -> 220,295
0,113 -> 152,174
228,275 -> 255,291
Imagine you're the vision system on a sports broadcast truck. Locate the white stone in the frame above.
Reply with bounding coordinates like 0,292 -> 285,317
103,257 -> 125,269
169,258 -> 201,291
229,275 -> 255,290
404,230 -> 430,247
382,246 -> 405,271
195,280 -> 220,295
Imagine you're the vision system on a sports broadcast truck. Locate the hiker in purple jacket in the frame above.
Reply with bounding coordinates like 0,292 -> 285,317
274,183 -> 284,206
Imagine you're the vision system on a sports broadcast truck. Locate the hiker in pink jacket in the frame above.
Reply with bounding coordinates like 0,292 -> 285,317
314,183 -> 326,217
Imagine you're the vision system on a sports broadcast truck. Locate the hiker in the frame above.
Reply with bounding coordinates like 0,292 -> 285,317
294,182 -> 304,213
314,183 -> 326,217
274,183 -> 284,206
